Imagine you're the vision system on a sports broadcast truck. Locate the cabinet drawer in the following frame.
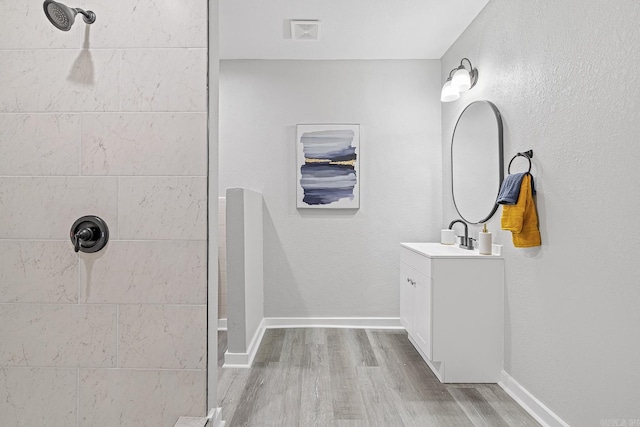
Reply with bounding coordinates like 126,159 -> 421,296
401,247 -> 432,278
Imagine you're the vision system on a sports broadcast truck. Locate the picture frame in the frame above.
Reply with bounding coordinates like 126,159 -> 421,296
296,124 -> 360,209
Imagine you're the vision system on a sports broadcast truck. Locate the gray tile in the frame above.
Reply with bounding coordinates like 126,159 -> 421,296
356,366 -> 406,427
346,329 -> 378,367
299,342 -> 333,426
327,329 -> 366,421
472,385 -> 541,427
447,387 -> 511,427
252,329 -> 285,366
217,329 -> 541,427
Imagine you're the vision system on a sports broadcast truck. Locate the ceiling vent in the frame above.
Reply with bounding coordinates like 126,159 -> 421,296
291,20 -> 321,41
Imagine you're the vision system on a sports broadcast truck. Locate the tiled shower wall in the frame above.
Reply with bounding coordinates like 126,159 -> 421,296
0,1 -> 208,426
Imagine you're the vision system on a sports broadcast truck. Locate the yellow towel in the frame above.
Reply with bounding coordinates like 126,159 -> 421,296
501,174 -> 541,247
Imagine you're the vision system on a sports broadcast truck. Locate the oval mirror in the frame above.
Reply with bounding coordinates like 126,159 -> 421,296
451,100 -> 504,224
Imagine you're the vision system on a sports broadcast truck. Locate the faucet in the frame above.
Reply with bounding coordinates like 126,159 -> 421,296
448,219 -> 474,250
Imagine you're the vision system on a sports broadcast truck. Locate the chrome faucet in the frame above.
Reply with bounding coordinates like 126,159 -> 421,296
448,219 -> 474,250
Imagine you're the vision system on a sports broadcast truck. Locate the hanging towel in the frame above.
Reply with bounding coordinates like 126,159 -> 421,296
496,172 -> 526,205
501,174 -> 541,247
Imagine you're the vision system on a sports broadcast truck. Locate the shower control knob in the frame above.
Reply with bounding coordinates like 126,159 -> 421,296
70,215 -> 109,253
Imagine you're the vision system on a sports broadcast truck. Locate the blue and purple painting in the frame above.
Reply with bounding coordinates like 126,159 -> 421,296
296,124 -> 360,209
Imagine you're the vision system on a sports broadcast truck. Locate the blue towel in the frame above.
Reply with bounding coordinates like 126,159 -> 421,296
497,173 -> 526,205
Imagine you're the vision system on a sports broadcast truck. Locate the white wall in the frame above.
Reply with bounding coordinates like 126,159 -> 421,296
218,197 -> 228,320
242,190 -> 265,342
226,188 -> 264,354
442,1 -> 640,425
220,60 -> 442,317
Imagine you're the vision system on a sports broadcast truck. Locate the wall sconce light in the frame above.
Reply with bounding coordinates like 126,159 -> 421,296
441,58 -> 478,102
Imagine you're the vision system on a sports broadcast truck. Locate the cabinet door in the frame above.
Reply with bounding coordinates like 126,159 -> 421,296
413,274 -> 432,359
400,265 -> 414,333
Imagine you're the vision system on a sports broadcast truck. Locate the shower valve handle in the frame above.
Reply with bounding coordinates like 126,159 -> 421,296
73,227 -> 95,253
70,216 -> 109,254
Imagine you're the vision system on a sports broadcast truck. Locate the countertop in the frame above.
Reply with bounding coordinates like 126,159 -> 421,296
401,242 -> 503,259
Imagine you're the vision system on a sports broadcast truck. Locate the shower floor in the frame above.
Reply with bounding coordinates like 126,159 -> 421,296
217,328 -> 540,427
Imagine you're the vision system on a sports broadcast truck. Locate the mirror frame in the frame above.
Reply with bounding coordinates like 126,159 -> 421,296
451,100 -> 504,224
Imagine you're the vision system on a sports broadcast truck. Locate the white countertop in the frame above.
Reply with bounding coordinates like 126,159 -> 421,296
401,242 -> 503,259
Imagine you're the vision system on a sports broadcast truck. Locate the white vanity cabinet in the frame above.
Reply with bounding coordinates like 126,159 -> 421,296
400,242 -> 504,383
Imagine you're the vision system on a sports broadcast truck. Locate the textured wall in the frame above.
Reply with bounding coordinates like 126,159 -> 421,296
226,188 -> 263,353
0,1 -> 208,425
220,60 -> 442,317
442,1 -> 640,424
219,197 -> 228,320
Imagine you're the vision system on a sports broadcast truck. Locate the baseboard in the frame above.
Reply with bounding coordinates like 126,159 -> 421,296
263,317 -> 402,329
498,370 -> 569,427
222,317 -> 401,368
217,318 -> 227,331
223,318 -> 266,368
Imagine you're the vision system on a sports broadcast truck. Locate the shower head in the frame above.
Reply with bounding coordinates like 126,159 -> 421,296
43,0 -> 96,31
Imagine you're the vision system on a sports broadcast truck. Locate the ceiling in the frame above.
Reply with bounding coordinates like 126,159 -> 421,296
219,0 -> 490,60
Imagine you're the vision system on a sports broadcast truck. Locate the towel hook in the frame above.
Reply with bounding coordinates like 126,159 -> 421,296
508,150 -> 533,174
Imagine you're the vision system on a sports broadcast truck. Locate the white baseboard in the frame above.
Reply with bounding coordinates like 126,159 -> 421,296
263,317 -> 402,329
498,370 -> 569,427
222,317 -> 401,368
217,319 -> 227,331
223,318 -> 266,368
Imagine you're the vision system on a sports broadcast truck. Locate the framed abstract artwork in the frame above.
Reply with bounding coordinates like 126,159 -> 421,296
296,124 -> 360,209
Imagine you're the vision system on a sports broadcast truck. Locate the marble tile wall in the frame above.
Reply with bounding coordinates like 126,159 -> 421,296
0,0 -> 208,425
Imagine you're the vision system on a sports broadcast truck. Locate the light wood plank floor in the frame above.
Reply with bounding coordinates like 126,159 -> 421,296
217,329 -> 540,427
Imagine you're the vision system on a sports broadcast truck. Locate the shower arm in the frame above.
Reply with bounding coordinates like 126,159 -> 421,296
73,7 -> 96,24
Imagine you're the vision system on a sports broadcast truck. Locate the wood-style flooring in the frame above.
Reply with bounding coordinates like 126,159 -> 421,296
217,329 -> 541,427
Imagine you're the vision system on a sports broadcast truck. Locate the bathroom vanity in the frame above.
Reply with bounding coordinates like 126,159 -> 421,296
400,242 -> 503,383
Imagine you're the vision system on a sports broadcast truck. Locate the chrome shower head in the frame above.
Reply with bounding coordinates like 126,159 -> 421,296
43,0 -> 96,31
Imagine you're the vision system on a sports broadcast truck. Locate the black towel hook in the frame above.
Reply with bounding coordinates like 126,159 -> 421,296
508,150 -> 533,174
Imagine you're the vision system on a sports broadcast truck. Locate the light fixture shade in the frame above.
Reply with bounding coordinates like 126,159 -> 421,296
452,67 -> 471,91
441,79 -> 460,102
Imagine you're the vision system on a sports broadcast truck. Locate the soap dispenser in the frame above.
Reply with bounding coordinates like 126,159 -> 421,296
479,223 -> 492,255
